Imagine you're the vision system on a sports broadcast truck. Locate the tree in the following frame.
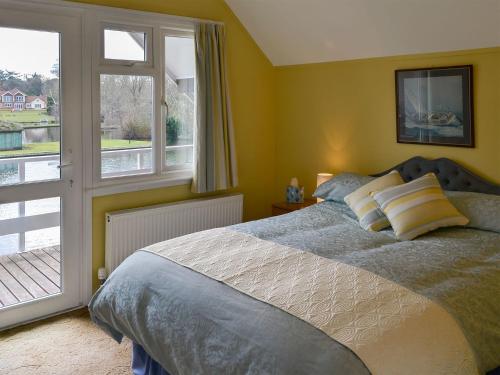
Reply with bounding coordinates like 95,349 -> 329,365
0,70 -> 44,95
24,73 -> 43,95
47,96 -> 56,116
166,117 -> 180,145
100,75 -> 153,141
42,78 -> 60,121
0,69 -> 23,91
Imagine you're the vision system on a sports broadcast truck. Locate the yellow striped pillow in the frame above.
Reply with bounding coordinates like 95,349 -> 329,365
371,173 -> 468,240
344,170 -> 404,231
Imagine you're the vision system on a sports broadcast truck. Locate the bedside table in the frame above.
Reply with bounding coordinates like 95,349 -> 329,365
272,198 -> 316,216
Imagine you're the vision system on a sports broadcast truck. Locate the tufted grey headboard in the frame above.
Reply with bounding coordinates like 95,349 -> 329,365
373,156 -> 500,195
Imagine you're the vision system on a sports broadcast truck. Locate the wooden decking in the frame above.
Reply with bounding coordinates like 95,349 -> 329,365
0,246 -> 60,308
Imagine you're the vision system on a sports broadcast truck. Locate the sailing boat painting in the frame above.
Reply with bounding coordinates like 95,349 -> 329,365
396,65 -> 474,147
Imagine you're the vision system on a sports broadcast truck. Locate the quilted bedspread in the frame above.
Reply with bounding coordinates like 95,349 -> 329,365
90,201 -> 500,374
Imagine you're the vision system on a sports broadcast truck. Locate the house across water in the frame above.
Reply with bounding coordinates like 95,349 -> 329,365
0,89 -> 47,111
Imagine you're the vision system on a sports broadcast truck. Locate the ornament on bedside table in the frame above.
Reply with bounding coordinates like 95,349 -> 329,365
286,177 -> 304,203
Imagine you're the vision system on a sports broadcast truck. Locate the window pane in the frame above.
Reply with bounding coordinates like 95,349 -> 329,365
0,197 -> 60,255
165,36 -> 195,170
104,29 -> 146,61
0,27 -> 61,186
25,226 -> 60,251
25,197 -> 60,216
0,197 -> 61,308
100,74 -> 153,178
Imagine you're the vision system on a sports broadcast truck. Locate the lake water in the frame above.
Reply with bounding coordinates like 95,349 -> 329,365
0,150 -> 152,254
0,150 -> 153,186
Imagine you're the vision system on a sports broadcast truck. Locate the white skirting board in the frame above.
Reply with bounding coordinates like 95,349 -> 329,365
105,194 -> 243,274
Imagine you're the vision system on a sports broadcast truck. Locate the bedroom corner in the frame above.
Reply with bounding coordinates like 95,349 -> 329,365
1,1 -> 499,374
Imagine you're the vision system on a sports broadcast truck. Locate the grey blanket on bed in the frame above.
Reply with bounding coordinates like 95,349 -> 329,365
89,202 -> 500,374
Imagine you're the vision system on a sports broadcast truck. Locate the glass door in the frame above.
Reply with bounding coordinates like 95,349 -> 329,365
0,8 -> 82,328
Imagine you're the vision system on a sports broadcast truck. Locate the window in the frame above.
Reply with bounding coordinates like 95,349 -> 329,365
164,35 -> 195,170
101,25 -> 152,66
104,29 -> 146,62
94,23 -> 195,184
0,26 -> 61,186
0,197 -> 60,255
100,74 -> 153,178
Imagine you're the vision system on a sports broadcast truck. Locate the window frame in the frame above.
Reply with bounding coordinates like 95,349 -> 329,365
90,15 -> 195,189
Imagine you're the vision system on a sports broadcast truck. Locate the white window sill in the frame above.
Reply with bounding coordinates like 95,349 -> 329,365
90,170 -> 193,197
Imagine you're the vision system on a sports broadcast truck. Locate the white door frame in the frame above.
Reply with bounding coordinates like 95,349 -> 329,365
0,0 -> 213,328
0,2 -> 87,329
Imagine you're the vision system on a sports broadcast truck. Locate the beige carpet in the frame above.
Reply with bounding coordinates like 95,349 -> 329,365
0,309 -> 132,375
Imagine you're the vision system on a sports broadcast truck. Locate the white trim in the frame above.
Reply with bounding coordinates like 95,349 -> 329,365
1,304 -> 84,331
0,212 -> 60,236
91,171 -> 192,197
82,189 -> 93,304
81,9 -> 93,305
0,2 -> 85,328
91,11 -> 196,186
155,22 -> 165,177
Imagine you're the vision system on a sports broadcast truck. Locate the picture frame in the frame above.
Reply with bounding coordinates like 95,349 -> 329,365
395,65 -> 474,147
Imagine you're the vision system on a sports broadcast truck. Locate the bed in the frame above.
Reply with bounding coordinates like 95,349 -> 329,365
89,157 -> 500,375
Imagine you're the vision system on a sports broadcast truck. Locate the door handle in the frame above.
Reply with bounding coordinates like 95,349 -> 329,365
57,163 -> 73,169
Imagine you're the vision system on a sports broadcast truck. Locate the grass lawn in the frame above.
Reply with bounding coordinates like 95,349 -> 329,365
0,139 -> 151,157
0,110 -> 56,123
0,142 -> 59,157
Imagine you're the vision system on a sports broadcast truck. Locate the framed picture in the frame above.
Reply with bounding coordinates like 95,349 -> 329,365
395,65 -> 474,147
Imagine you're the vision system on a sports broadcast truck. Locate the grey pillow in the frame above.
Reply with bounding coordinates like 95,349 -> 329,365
445,191 -> 500,233
313,173 -> 375,203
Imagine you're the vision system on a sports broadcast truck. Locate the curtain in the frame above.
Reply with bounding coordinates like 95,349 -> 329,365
192,23 -> 238,193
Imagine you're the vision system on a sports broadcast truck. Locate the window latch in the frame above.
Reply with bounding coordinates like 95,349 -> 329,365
162,97 -> 169,118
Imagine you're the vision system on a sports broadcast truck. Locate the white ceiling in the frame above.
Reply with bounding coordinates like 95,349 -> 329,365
225,0 -> 500,66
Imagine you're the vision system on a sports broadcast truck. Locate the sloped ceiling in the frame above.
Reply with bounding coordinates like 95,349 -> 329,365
225,0 -> 500,66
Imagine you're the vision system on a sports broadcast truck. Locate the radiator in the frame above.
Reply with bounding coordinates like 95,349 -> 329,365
105,194 -> 243,274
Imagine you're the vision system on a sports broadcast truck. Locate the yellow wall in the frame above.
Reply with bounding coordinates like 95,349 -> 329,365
71,0 -> 276,289
275,48 -> 500,201
69,0 -> 500,290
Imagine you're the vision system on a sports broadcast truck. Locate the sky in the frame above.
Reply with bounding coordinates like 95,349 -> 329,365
0,27 -> 60,78
0,27 -> 195,82
0,27 -> 144,79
